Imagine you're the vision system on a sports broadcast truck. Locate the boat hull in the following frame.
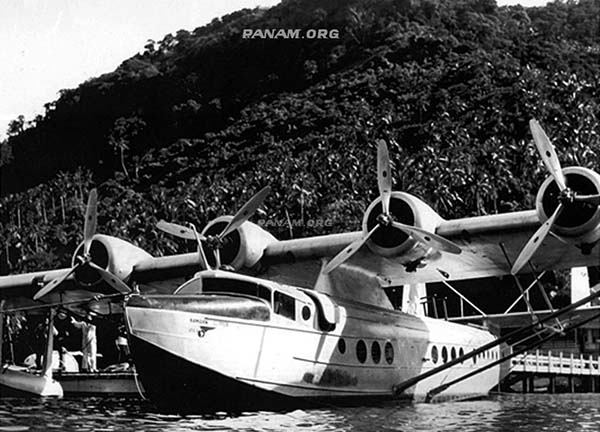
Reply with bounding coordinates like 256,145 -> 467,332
130,334 -> 393,413
126,293 -> 501,413
0,365 -> 63,397
56,371 -> 142,396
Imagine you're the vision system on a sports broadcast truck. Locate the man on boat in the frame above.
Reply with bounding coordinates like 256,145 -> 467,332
72,314 -> 97,372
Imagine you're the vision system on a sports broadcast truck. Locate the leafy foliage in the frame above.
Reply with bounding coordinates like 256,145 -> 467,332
1,0 -> 599,274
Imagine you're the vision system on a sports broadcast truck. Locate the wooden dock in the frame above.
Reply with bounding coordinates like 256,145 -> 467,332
504,350 -> 600,393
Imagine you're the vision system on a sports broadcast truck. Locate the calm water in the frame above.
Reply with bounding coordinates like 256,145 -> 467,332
2,394 -> 600,431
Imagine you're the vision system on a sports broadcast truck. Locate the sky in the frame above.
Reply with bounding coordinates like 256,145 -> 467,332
0,0 -> 549,140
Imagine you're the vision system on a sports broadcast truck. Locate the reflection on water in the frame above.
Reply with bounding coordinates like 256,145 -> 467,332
2,394 -> 600,431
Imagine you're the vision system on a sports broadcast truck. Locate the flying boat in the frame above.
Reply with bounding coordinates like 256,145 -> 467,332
2,120 -> 600,411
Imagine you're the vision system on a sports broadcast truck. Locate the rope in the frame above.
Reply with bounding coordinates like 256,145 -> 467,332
132,365 -> 147,400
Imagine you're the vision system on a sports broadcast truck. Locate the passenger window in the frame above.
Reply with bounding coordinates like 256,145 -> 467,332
371,341 -> 381,364
459,347 -> 464,363
301,305 -> 311,321
385,342 -> 394,365
431,345 -> 439,364
451,347 -> 456,360
274,291 -> 295,320
356,340 -> 367,364
442,346 -> 448,363
338,338 -> 346,354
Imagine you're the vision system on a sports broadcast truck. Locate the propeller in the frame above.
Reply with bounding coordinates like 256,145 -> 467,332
324,140 -> 461,274
511,119 -> 600,274
33,189 -> 131,301
157,186 -> 271,270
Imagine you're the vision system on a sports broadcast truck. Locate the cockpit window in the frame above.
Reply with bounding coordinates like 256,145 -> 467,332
274,291 -> 295,320
177,277 -> 272,303
203,278 -> 272,302
176,278 -> 203,294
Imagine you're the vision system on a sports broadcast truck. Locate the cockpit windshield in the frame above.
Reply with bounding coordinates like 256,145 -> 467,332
176,277 -> 272,303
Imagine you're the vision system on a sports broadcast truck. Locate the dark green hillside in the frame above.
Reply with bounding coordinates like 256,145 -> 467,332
1,0 -> 599,275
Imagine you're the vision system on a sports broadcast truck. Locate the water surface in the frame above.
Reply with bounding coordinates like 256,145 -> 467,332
1,394 -> 600,431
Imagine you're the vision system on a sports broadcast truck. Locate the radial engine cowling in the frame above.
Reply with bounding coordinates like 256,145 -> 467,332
536,166 -> 600,245
71,234 -> 153,286
202,217 -> 277,269
362,192 -> 444,257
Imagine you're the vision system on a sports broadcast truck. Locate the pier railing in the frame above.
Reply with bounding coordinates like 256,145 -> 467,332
511,350 -> 600,376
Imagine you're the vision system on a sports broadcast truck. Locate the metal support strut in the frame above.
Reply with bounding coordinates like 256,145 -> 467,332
392,284 -> 600,397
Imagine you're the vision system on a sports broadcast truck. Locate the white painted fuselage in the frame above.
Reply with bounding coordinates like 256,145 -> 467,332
125,271 -> 501,412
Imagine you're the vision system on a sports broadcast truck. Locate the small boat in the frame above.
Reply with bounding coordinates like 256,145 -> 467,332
0,364 -> 63,397
55,363 -> 142,396
0,305 -> 63,397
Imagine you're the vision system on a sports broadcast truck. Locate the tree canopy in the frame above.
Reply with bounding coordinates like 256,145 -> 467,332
1,0 -> 599,274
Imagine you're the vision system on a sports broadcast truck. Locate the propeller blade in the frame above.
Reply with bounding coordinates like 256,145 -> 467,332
377,139 -> 392,215
190,224 -> 210,271
89,262 -> 131,295
530,119 -> 567,191
156,220 -> 203,241
220,186 -> 271,239
511,203 -> 564,275
573,194 -> 600,206
34,266 -> 78,301
83,189 -> 98,256
391,222 -> 462,255
324,225 -> 380,274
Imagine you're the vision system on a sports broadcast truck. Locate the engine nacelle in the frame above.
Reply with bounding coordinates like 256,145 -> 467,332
362,192 -> 443,257
71,234 -> 153,286
202,217 -> 277,269
536,166 -> 600,246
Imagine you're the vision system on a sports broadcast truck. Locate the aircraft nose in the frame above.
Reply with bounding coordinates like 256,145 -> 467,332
126,294 -> 270,321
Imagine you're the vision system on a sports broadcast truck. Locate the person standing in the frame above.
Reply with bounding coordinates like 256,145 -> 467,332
72,314 -> 97,372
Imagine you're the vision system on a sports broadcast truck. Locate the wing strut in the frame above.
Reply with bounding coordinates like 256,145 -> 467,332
392,284 -> 600,397
423,307 -> 600,402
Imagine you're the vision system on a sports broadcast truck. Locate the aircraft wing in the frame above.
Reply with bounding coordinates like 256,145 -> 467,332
449,305 -> 600,329
0,268 -> 73,294
259,209 -> 600,287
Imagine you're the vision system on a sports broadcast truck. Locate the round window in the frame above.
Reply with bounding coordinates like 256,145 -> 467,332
356,340 -> 367,364
384,342 -> 394,365
451,347 -> 456,360
371,341 -> 381,364
338,338 -> 346,354
431,345 -> 439,364
302,305 -> 311,320
442,346 -> 448,363
459,347 -> 464,362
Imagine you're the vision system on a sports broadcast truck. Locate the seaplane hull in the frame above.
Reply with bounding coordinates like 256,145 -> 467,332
125,286 -> 502,413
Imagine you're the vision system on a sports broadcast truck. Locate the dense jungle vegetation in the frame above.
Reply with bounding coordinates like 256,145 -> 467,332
0,0 -> 599,276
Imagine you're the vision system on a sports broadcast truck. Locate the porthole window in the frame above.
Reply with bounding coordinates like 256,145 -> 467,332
431,345 -> 439,364
385,342 -> 394,365
442,346 -> 448,363
302,305 -> 311,320
451,347 -> 456,360
472,350 -> 477,365
356,340 -> 367,364
459,347 -> 464,363
371,341 -> 381,364
338,338 -> 346,354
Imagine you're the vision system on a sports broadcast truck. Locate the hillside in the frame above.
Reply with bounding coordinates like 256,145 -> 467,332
1,0 -> 599,275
